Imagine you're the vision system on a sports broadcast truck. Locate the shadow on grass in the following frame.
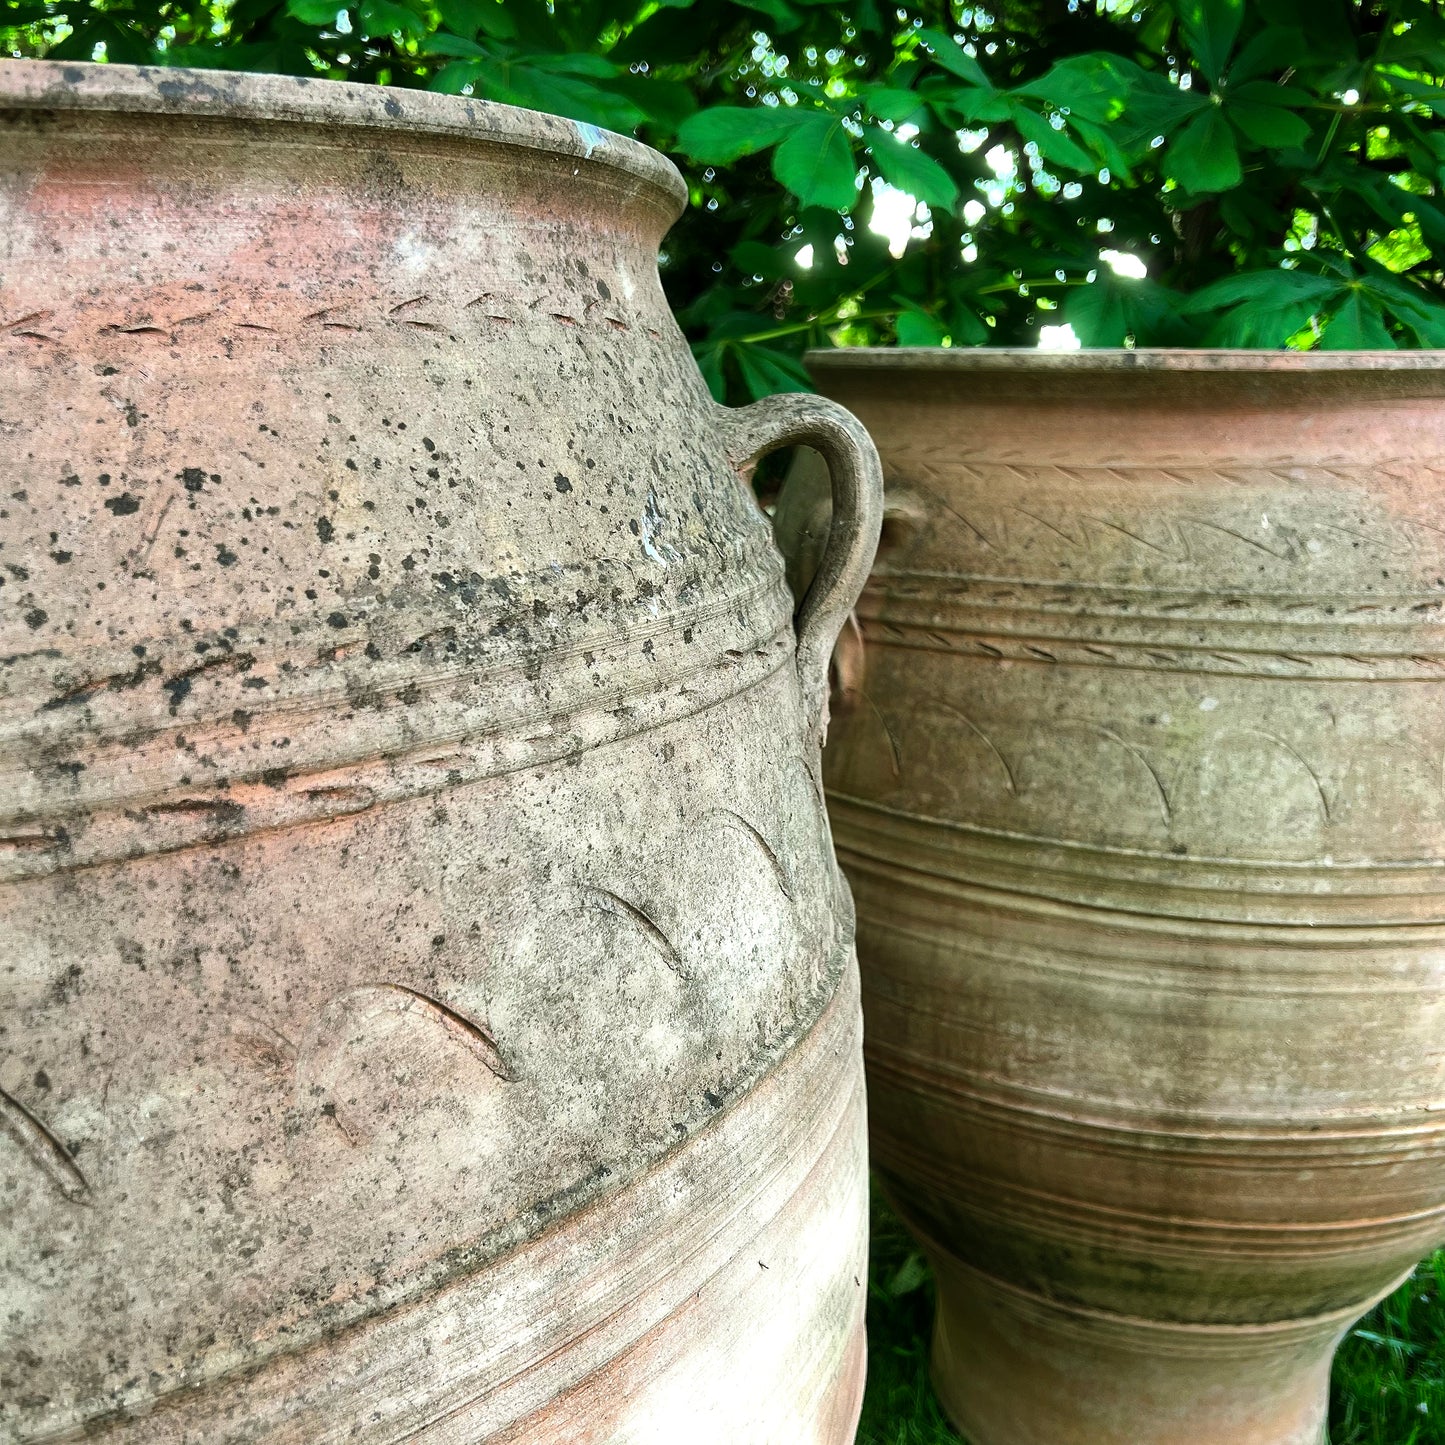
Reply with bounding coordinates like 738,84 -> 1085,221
857,1185 -> 1445,1445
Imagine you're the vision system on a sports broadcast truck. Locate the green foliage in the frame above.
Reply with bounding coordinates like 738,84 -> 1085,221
860,1186 -> 1445,1445
857,1188 -> 964,1445
1331,1249 -> 1445,1445
5,0 -> 1445,399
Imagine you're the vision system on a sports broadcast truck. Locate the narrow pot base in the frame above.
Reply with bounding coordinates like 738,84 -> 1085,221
926,1250 -> 1403,1445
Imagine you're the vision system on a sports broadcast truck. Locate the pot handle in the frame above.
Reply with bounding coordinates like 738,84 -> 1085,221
717,392 -> 883,746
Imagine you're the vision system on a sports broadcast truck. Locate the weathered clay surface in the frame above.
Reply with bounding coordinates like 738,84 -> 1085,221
0,61 -> 881,1443
783,348 -> 1445,1445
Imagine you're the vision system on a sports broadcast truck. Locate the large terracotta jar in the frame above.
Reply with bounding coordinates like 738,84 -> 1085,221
0,63 -> 882,1443
784,349 -> 1445,1445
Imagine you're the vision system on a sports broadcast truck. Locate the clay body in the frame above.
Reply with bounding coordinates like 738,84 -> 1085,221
0,63 -> 881,1443
785,349 -> 1445,1445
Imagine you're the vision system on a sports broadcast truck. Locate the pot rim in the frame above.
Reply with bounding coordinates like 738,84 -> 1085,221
805,345 -> 1445,374
0,58 -> 688,217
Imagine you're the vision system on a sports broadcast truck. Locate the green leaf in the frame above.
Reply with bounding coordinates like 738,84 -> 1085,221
730,240 -> 786,279
531,53 -> 619,79
1395,301 -> 1445,348
423,33 -> 489,58
693,342 -> 728,404
737,0 -> 803,30
1202,289 -> 1329,345
1381,13 -> 1445,75
1165,107 -> 1243,194
1357,264 -> 1445,344
866,87 -> 930,126
1065,277 -> 1132,346
735,343 -> 814,400
1182,267 -> 1336,312
159,40 -> 289,71
916,28 -> 991,88
1230,79 -> 1312,108
1111,73 -> 1207,152
1011,54 -> 1139,125
706,308 -> 775,340
435,0 -> 514,39
357,0 -> 422,40
1177,0 -> 1244,85
1203,300 -> 1315,347
428,60 -> 484,94
675,105 -> 802,162
1068,116 -> 1136,179
1012,105 -> 1097,173
1227,25 -> 1305,83
849,0 -> 887,33
865,127 -> 959,208
895,309 -> 947,345
1391,179 -> 1441,232
486,67 -> 645,133
1378,69 -> 1445,108
1321,290 -> 1396,349
772,114 -> 858,210
945,87 -> 1014,125
1349,173 -> 1445,250
610,74 -> 697,132
1066,271 -> 1187,346
1227,97 -> 1310,149
285,0 -> 339,26
1255,0 -> 1351,49
948,302 -> 991,344
885,1252 -> 930,1297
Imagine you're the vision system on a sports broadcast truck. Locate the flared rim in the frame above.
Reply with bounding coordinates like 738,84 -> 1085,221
806,345 -> 1445,374
0,58 -> 688,217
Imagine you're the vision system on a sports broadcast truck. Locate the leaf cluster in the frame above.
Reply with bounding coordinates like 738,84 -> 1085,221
5,0 -> 1445,398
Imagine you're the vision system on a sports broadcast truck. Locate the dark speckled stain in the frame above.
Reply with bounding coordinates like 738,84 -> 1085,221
48,962 -> 83,1005
155,76 -> 198,102
431,570 -> 490,607
41,655 -> 159,710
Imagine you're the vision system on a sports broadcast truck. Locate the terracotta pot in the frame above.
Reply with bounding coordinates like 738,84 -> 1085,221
782,348 -> 1445,1445
0,62 -> 882,1443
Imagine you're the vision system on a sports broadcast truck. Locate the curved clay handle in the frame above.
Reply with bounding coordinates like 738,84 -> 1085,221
718,392 -> 884,745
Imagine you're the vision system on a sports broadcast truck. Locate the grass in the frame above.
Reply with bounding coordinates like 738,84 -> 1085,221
1331,1250 -> 1445,1445
856,1187 -> 1445,1445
